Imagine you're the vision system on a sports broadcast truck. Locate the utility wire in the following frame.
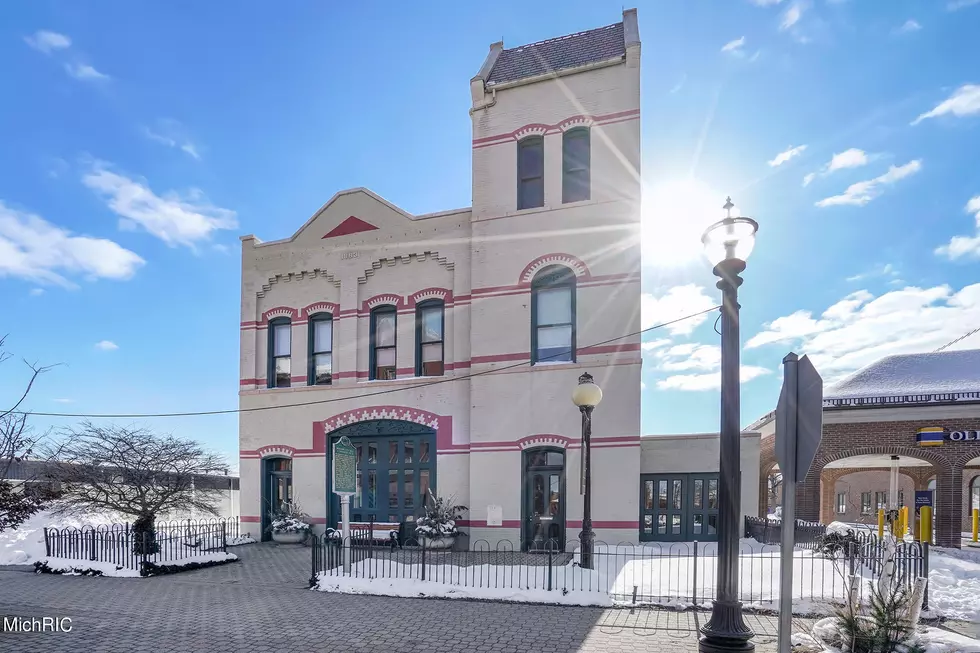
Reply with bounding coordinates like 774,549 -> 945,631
15,305 -> 721,420
934,325 -> 980,352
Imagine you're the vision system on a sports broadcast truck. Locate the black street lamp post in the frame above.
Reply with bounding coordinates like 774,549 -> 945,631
572,372 -> 603,570
699,198 -> 759,653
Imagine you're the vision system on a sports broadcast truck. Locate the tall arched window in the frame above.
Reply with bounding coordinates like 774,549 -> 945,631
370,306 -> 397,380
531,266 -> 576,364
267,317 -> 291,388
562,128 -> 590,203
308,313 -> 333,385
415,300 -> 444,377
517,136 -> 544,210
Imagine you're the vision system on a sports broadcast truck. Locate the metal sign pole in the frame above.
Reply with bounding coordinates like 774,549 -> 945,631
341,495 -> 351,573
778,353 -> 799,653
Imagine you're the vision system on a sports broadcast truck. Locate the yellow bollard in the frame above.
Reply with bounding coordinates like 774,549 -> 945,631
920,506 -> 932,545
878,508 -> 886,538
973,508 -> 978,543
901,506 -> 909,537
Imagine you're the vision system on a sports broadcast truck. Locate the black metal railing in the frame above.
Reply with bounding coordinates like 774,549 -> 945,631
43,517 -> 239,576
850,528 -> 929,607
309,535 -> 873,610
744,516 -> 827,549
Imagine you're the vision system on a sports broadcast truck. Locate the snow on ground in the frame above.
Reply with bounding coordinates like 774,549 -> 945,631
794,618 -> 980,653
36,552 -> 238,578
0,508 -> 128,566
928,547 -> 980,623
227,535 -> 257,546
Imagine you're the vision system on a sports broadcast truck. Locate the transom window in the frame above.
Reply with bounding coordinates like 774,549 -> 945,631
371,306 -> 397,380
531,266 -> 576,364
517,136 -> 544,210
562,128 -> 590,203
268,318 -> 291,388
308,313 -> 333,385
416,300 -> 444,377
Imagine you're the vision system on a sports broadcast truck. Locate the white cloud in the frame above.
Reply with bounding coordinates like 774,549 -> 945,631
815,160 -> 922,207
802,173 -> 816,187
827,148 -> 870,171
29,287 -> 44,296
846,263 -> 899,282
25,30 -> 71,54
95,340 -> 118,351
82,163 -> 237,248
670,75 -> 687,94
780,2 -> 805,30
768,144 -> 807,167
894,19 -> 922,34
64,62 -> 110,81
641,285 -> 717,336
142,121 -> 202,160
935,195 -> 980,260
749,0 -> 783,5
0,200 -> 144,287
721,36 -> 746,55
746,283 -> 980,381
53,398 -> 74,404
912,84 -> 980,125
657,365 -> 771,391
947,0 -> 980,10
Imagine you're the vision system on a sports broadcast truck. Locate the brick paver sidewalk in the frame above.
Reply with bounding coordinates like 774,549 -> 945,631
0,543 -> 814,652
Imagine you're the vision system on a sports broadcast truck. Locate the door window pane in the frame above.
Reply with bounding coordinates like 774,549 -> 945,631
707,515 -> 718,535
549,474 -> 560,515
694,480 -> 703,510
368,443 -> 377,464
707,480 -> 718,509
404,441 -> 414,464
644,481 -> 654,510
546,452 -> 563,466
388,471 -> 398,508
693,514 -> 703,535
367,471 -> 376,508
658,514 -> 667,534
537,288 -> 571,324
404,470 -> 415,508
354,471 -> 363,509
658,481 -> 668,509
420,470 -> 431,504
533,475 -> 545,514
672,515 -> 682,535
273,324 -> 290,356
375,313 -> 396,347
644,514 -> 653,534
420,441 -> 430,463
389,441 -> 398,464
672,480 -> 683,510
314,319 -> 332,352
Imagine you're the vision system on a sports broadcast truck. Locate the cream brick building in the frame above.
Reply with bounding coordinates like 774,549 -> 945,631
238,10 -> 644,547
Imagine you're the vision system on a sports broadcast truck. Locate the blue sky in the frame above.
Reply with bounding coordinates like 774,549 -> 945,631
2,1 -> 979,464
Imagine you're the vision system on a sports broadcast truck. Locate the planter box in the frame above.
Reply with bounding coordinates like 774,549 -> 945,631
272,531 -> 307,544
419,535 -> 456,550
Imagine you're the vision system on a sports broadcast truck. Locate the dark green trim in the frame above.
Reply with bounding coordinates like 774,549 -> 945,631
530,265 -> 577,364
639,472 -> 719,542
517,136 -> 544,210
261,456 -> 292,541
307,312 -> 333,386
562,127 -> 591,203
415,299 -> 445,377
520,447 -> 566,551
369,305 -> 397,380
267,317 -> 291,389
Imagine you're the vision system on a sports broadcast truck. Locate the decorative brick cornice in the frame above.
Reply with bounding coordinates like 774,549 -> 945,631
261,306 -> 299,322
408,288 -> 451,306
301,302 -> 340,319
256,445 -> 296,458
558,116 -> 595,131
514,124 -> 549,140
362,294 -> 404,311
517,434 -> 572,450
256,269 -> 341,299
358,251 -> 454,285
519,253 -> 591,284
323,406 -> 442,433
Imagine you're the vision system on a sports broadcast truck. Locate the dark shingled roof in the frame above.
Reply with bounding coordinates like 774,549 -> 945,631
487,22 -> 625,86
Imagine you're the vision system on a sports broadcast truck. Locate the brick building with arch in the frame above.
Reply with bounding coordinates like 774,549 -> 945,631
238,11 -> 646,547
754,350 -> 980,548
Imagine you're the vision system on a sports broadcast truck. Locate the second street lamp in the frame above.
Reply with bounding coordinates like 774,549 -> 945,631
572,372 -> 603,570
699,198 -> 759,653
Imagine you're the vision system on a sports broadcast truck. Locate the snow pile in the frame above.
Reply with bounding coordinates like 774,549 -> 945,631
35,551 -> 238,578
227,534 -> 256,546
0,508 -> 127,566
794,617 -> 980,653
926,548 -> 980,622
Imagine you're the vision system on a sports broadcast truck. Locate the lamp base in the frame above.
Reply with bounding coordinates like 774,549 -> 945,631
699,599 -> 755,653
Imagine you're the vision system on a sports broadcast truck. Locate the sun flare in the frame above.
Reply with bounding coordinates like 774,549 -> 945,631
641,178 -> 728,267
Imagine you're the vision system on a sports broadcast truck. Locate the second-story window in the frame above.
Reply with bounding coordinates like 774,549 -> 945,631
562,128 -> 590,203
268,317 -> 291,388
531,266 -> 576,364
517,136 -> 544,210
371,306 -> 397,380
416,300 -> 444,377
308,313 -> 333,385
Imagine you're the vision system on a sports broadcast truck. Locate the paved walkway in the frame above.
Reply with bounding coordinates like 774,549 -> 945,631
0,543 -> 818,652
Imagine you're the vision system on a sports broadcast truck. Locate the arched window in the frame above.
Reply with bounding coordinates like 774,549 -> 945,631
562,128 -> 590,203
971,475 -> 980,514
416,300 -> 444,377
267,317 -> 291,388
531,266 -> 576,364
370,306 -> 397,380
517,136 -> 544,210
308,313 -> 333,385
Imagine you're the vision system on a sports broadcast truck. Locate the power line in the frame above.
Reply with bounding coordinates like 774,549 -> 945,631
16,305 -> 720,420
934,326 -> 980,352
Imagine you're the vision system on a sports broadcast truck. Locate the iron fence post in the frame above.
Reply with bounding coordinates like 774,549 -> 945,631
922,542 -> 930,611
222,522 -> 227,553
421,540 -> 426,581
848,542 -> 855,577
548,547 -> 553,592
90,528 -> 97,561
310,535 -> 319,588
693,540 -> 699,607
43,527 -> 51,557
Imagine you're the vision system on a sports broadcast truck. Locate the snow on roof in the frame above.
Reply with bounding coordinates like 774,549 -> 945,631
826,349 -> 980,400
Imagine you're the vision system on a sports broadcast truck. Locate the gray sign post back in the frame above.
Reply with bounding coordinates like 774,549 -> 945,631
774,352 -> 823,653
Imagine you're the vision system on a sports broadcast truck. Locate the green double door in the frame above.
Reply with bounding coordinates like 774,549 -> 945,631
640,473 -> 719,542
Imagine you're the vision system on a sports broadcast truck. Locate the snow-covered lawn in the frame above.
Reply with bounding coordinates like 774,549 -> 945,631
928,546 -> 980,623
35,552 -> 238,578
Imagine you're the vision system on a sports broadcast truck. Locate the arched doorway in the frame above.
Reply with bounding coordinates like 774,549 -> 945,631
325,419 -> 436,535
522,448 -> 566,551
261,457 -> 292,541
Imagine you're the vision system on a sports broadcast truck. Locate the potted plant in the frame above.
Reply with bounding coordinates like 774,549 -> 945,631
415,493 -> 467,550
267,502 -> 312,544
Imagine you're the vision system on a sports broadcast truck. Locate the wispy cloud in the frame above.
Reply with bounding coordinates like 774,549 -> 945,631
911,84 -> 980,125
721,36 -> 746,55
802,173 -> 816,187
95,340 -> 119,351
142,120 -> 202,160
947,0 -> 980,10
52,398 -> 74,404
0,200 -> 144,287
846,263 -> 900,282
24,30 -> 71,54
669,74 -> 687,94
82,162 -> 237,249
935,195 -> 980,260
641,285 -> 717,336
780,2 -> 805,30
749,0 -> 783,5
894,19 -> 922,34
815,160 -> 922,207
29,287 -> 45,296
802,148 -> 871,186
64,63 -> 110,81
768,144 -> 807,167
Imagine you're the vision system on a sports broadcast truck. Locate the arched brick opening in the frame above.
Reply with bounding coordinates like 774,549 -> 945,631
820,466 -> 937,525
759,435 -> 777,517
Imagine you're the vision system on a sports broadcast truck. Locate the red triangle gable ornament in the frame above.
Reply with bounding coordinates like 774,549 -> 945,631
322,216 -> 379,239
